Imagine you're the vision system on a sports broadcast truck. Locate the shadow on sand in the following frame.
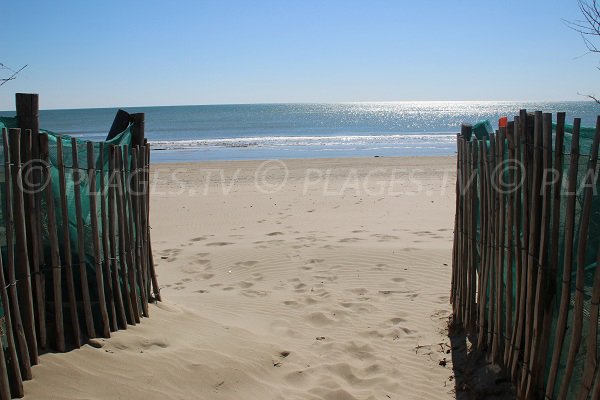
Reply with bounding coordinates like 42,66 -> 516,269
448,317 -> 515,399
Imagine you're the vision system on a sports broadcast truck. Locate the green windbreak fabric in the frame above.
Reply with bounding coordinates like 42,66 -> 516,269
0,118 -> 133,349
472,120 -> 493,140
467,120 -> 600,399
44,126 -> 132,268
0,116 -> 18,130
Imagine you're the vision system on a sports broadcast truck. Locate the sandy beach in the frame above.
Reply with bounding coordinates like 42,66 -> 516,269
23,156 -> 457,400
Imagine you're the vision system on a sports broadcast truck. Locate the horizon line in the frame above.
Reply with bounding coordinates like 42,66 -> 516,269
0,98 -> 596,113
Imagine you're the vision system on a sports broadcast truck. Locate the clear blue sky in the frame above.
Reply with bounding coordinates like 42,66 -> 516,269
1,0 -> 598,109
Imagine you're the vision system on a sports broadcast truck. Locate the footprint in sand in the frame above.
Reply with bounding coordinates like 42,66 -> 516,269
158,248 -> 181,262
238,281 -> 254,289
235,261 -> 258,267
406,292 -> 419,300
360,329 -> 386,339
312,290 -> 331,299
348,288 -> 368,296
252,273 -> 264,281
266,232 -> 284,236
338,237 -> 364,243
388,317 -> 407,325
190,237 -> 207,242
241,290 -> 268,298
304,311 -> 335,327
296,236 -> 317,242
437,295 -> 450,303
313,275 -> 337,283
181,265 -> 201,274
391,277 -> 405,283
339,301 -> 377,313
379,290 -> 403,295
372,234 -> 400,241
206,242 -> 234,247
342,341 -> 376,360
413,230 -> 432,235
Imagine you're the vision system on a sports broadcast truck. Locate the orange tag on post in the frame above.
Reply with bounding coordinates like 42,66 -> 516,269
498,116 -> 508,128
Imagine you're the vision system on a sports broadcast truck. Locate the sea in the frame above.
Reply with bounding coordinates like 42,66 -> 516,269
2,101 -> 599,163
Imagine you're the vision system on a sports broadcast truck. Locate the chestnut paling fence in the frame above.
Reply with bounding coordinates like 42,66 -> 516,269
452,110 -> 600,399
0,94 -> 160,399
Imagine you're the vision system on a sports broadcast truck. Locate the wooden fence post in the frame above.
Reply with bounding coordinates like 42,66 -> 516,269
578,116 -> 600,399
38,134 -> 65,352
99,144 -> 118,332
0,131 -> 24,397
87,142 -> 111,338
8,129 -> 37,367
114,147 -> 136,326
131,113 -> 145,148
15,94 -> 46,351
558,117 -> 600,400
71,138 -> 96,339
2,129 -> 31,382
525,112 -> 554,397
144,143 -> 160,302
477,137 -> 490,347
503,120 -> 515,366
519,111 -> 544,395
56,138 -> 81,348
108,146 -> 127,329
546,118 -> 581,400
122,147 -> 141,323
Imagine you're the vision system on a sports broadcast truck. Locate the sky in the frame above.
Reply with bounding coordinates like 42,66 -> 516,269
1,0 -> 599,109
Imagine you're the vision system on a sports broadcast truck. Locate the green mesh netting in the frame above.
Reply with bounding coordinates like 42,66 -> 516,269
465,119 -> 600,399
0,116 -> 135,350
472,120 -> 493,140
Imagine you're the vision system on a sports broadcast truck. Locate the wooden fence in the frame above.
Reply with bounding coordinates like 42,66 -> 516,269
0,94 -> 160,399
451,110 -> 600,399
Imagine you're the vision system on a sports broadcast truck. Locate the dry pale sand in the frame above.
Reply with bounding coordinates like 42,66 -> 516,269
24,156 -> 458,400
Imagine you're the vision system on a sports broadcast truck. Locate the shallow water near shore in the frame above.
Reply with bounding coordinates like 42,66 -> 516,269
2,101 -> 598,162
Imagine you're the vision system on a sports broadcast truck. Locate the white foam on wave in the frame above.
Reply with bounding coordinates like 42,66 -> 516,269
149,134 -> 457,150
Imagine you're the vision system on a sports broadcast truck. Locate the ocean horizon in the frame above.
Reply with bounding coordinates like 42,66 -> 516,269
2,101 -> 599,162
